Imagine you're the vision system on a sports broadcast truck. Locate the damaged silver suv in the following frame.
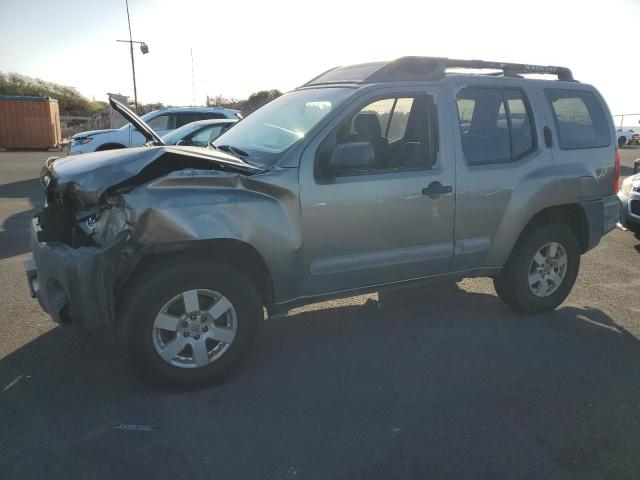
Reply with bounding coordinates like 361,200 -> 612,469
26,57 -> 620,387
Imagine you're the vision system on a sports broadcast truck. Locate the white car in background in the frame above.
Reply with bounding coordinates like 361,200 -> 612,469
615,128 -> 639,148
618,171 -> 640,236
69,106 -> 241,155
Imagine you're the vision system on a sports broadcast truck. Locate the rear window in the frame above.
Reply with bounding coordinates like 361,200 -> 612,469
545,89 -> 610,150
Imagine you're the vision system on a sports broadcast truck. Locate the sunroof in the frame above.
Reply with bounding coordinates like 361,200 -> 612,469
309,63 -> 384,84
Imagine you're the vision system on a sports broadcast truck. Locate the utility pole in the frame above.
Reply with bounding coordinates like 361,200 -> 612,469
117,0 -> 149,113
125,0 -> 137,113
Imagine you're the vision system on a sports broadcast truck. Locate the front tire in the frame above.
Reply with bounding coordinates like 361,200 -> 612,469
121,260 -> 262,388
493,224 -> 580,313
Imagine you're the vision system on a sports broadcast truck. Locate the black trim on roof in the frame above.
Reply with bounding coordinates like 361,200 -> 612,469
302,56 -> 575,87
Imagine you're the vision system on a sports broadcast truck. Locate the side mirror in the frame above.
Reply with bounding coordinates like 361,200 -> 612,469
175,139 -> 187,146
328,142 -> 375,174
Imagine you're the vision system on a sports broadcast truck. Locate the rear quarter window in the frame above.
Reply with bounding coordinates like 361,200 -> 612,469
545,89 -> 610,150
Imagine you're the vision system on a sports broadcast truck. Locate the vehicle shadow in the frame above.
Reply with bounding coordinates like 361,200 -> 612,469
1,282 -> 639,480
0,178 -> 42,260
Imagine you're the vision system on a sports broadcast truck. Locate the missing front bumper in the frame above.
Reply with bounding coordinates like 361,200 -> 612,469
27,217 -> 129,329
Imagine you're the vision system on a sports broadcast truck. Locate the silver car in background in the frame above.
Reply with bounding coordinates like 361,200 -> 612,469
160,118 -> 237,147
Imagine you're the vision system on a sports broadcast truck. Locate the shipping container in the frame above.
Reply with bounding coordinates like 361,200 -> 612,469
0,95 -> 61,149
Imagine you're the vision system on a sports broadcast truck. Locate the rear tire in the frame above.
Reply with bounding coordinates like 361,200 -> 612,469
618,136 -> 627,148
493,224 -> 580,313
120,260 -> 262,388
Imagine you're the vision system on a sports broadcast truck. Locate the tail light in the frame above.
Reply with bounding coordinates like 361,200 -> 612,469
614,148 -> 621,194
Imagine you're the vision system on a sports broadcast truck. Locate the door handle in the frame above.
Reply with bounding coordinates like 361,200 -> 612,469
422,181 -> 453,199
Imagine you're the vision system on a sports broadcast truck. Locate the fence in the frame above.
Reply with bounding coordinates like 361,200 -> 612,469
613,113 -> 640,128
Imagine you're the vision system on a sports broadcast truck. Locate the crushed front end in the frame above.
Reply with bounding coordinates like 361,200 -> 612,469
26,177 -> 139,329
25,147 -> 266,329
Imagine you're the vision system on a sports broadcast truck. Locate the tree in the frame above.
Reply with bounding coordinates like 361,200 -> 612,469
206,95 -> 242,110
243,89 -> 282,114
0,72 -> 107,117
207,89 -> 282,115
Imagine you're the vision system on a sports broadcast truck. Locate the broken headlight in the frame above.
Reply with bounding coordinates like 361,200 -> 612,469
76,207 -> 103,237
76,204 -> 130,246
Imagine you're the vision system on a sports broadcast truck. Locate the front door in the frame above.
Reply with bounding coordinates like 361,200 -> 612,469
298,88 -> 456,296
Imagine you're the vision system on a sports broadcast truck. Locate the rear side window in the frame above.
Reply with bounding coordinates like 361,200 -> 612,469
176,112 -> 226,127
545,89 -> 610,150
456,87 -> 535,165
176,113 -> 200,127
199,112 -> 226,121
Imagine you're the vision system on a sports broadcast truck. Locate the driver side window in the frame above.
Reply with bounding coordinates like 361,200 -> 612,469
315,94 -> 437,178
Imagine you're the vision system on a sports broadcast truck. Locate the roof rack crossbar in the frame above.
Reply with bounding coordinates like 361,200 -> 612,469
302,56 -> 575,86
440,58 -> 575,81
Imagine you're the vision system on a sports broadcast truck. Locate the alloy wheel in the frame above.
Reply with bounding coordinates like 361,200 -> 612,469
151,289 -> 237,368
528,242 -> 568,298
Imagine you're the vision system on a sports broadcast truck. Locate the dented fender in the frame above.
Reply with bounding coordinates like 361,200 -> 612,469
118,167 -> 304,301
32,146 -> 304,328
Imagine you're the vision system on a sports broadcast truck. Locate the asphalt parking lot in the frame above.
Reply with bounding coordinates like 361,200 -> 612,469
1,149 -> 639,480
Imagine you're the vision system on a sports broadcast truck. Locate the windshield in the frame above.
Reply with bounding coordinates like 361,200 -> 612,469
117,110 -> 157,131
212,88 -> 353,166
161,121 -> 198,145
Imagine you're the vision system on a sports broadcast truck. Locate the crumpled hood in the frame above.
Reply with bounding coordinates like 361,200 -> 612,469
71,129 -> 118,139
44,146 -> 262,207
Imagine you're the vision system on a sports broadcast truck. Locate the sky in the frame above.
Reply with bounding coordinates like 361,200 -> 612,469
1,0 -> 639,123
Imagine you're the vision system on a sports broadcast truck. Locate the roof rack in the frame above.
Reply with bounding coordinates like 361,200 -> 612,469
302,56 -> 575,86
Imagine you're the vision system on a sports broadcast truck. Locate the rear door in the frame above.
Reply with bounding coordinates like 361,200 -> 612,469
298,87 -> 456,296
450,79 -> 554,270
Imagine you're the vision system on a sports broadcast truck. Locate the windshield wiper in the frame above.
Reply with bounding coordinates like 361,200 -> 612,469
216,144 -> 249,157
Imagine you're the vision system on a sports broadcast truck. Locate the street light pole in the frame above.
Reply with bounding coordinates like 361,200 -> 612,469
117,0 -> 149,114
125,0 -> 138,113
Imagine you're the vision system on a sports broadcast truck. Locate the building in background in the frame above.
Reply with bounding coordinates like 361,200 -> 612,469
0,95 -> 61,149
107,93 -> 129,129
